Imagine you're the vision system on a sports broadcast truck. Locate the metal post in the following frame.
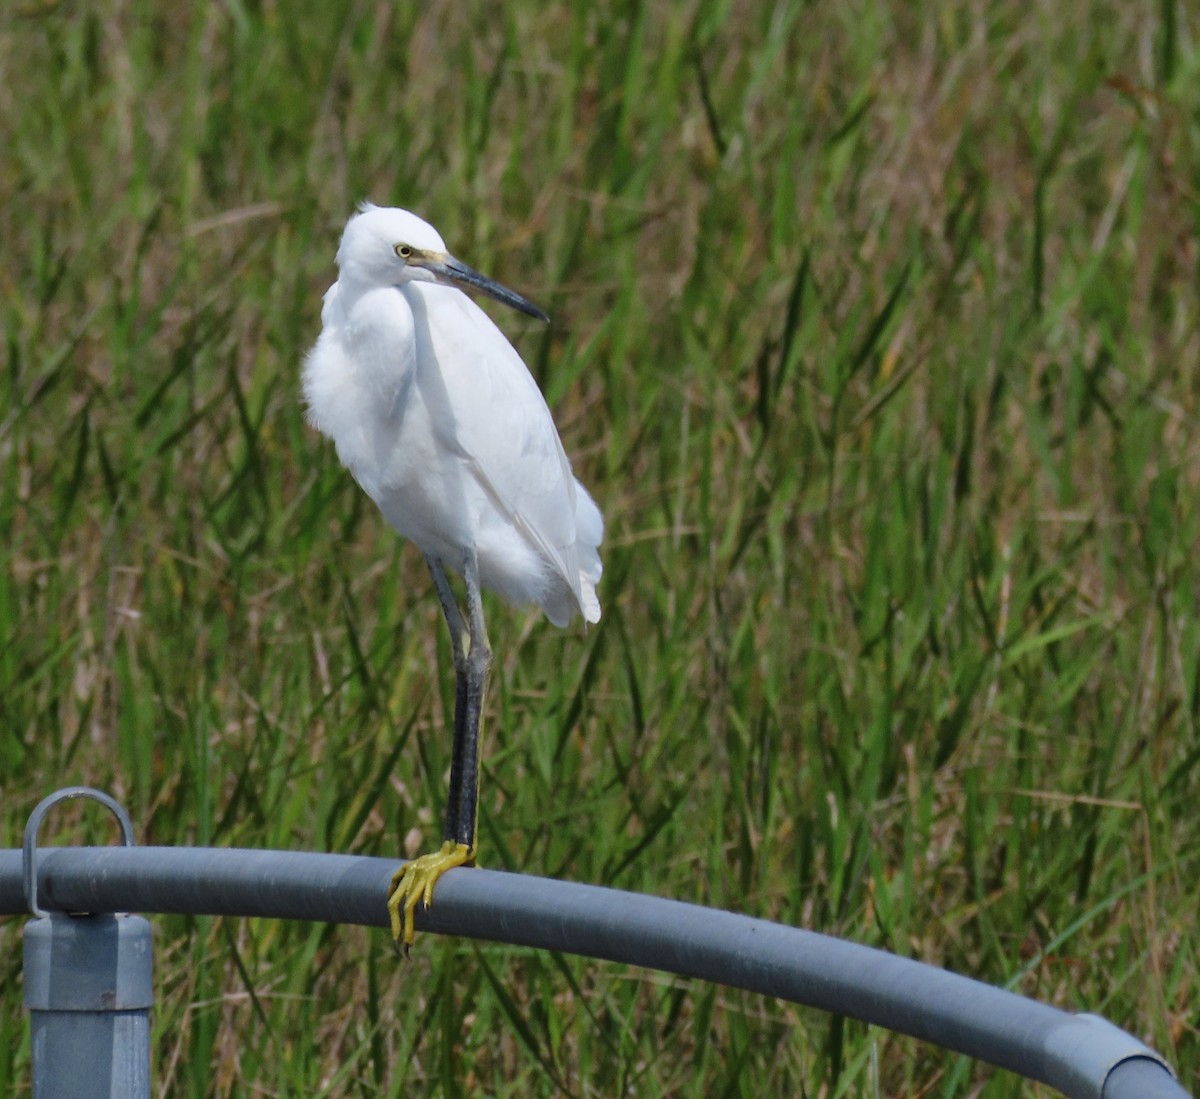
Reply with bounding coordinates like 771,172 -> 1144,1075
20,787 -> 152,1099
23,912 -> 154,1099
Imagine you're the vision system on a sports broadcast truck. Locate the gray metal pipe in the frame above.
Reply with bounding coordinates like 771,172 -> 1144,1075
0,846 -> 1186,1099
1105,1058 -> 1193,1099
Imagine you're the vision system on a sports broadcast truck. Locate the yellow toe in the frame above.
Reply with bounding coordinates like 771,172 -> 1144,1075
387,840 -> 475,952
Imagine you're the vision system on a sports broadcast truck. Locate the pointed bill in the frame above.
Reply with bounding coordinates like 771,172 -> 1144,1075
421,254 -> 550,322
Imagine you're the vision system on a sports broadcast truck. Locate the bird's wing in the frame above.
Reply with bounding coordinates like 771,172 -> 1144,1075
411,284 -> 583,587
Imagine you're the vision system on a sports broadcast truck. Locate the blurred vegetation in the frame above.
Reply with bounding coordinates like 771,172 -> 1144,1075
1,1 -> 1198,1095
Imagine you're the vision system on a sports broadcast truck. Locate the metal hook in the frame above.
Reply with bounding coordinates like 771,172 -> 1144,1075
23,786 -> 136,918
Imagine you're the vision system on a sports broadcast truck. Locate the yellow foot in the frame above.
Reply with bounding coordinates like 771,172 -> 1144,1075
387,840 -> 475,953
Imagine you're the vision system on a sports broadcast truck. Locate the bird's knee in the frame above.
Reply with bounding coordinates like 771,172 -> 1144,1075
467,636 -> 492,677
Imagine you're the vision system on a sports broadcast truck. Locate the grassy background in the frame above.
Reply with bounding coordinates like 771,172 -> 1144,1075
2,2 -> 1199,1095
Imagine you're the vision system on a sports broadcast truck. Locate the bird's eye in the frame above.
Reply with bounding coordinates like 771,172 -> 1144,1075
394,243 -> 413,260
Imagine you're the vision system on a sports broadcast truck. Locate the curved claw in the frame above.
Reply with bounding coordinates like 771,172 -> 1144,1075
387,840 -> 475,953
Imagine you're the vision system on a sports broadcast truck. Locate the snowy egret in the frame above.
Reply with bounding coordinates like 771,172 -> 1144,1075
302,203 -> 603,950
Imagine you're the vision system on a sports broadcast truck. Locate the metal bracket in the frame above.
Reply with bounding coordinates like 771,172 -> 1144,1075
22,786 -> 136,917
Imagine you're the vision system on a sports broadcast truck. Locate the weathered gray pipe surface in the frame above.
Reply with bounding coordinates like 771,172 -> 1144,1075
0,846 -> 1186,1099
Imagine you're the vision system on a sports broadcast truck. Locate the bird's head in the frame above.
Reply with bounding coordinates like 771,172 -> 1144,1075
335,203 -> 549,322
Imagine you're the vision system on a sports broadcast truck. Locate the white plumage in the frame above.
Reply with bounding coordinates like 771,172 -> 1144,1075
302,204 -> 602,626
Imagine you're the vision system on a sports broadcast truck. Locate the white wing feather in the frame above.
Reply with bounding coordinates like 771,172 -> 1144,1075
406,283 -> 599,623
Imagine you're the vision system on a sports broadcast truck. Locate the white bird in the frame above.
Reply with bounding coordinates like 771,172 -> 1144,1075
302,203 -> 602,949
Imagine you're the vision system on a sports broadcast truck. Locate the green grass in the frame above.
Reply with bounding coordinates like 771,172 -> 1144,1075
2,1 -> 1199,1095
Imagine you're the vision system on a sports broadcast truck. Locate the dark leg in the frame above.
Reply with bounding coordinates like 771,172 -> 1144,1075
425,555 -> 467,844
387,550 -> 488,951
451,548 -> 491,849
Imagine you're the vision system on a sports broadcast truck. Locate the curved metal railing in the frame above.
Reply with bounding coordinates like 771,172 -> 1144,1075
0,823 -> 1188,1099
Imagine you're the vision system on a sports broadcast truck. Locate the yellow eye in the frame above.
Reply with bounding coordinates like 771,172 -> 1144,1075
394,243 -> 413,260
